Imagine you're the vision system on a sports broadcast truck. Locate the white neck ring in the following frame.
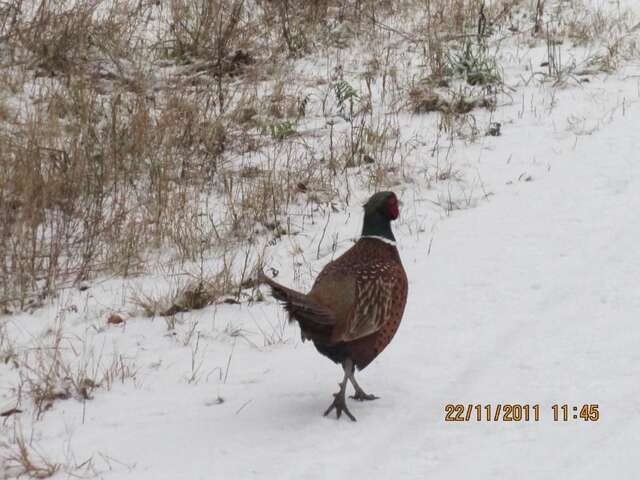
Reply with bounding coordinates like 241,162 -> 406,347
360,235 -> 397,246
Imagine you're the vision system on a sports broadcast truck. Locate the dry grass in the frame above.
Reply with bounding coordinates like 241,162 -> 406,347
0,312 -> 138,422
0,0 -> 637,475
1,427 -> 60,479
0,0 -> 637,313
130,271 -> 233,317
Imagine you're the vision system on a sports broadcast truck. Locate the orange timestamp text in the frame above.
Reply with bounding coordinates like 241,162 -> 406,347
444,404 -> 600,422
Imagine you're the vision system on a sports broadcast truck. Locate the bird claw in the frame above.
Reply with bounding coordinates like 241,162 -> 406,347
323,392 -> 356,421
350,391 -> 379,401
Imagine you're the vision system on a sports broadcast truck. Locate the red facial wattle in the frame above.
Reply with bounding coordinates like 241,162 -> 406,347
387,196 -> 399,219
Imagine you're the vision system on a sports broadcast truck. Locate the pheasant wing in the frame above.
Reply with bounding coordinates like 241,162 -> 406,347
338,266 -> 399,342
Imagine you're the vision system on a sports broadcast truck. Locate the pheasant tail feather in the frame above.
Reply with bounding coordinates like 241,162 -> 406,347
259,273 -> 335,336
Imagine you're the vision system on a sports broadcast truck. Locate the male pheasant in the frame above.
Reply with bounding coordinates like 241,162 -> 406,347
261,191 -> 408,421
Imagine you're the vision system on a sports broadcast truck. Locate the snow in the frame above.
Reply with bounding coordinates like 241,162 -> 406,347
2,1 -> 640,478
5,72 -> 638,477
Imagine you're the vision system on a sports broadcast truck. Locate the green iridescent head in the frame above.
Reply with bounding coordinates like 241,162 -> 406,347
362,191 -> 399,241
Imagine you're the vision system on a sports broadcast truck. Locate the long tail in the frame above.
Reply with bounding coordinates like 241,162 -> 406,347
259,272 -> 335,336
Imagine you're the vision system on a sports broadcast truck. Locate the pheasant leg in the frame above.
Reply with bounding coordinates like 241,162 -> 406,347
345,358 -> 379,401
323,364 -> 356,421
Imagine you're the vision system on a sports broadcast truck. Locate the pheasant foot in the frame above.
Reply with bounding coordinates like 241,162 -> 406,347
323,388 -> 356,421
350,390 -> 379,401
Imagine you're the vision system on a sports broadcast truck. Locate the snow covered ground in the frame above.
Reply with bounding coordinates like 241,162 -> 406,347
2,1 -> 640,479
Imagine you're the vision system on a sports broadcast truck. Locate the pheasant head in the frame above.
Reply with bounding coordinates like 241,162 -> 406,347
361,191 -> 400,242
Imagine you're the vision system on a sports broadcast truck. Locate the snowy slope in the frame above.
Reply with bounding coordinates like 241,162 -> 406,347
3,65 -> 637,479
2,2 -> 640,478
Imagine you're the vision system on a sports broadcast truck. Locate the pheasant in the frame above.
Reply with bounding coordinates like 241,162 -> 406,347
261,191 -> 408,421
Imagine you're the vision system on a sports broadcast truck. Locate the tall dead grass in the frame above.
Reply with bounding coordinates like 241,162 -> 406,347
0,0 -> 636,311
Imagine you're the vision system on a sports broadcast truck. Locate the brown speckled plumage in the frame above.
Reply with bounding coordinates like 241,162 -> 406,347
261,191 -> 408,421
308,238 -> 408,370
